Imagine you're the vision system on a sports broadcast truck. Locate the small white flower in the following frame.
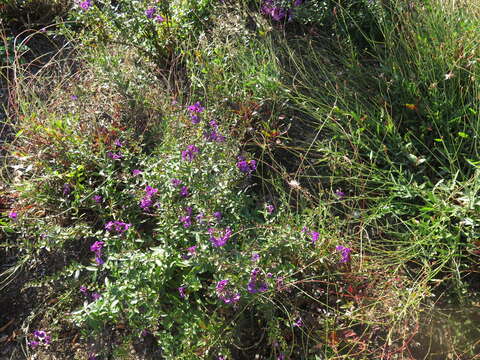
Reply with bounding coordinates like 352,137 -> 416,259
288,179 -> 300,189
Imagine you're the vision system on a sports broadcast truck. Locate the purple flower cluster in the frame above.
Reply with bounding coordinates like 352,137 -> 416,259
216,279 -> 240,304
28,330 -> 51,348
90,241 -> 105,265
181,145 -> 199,161
336,245 -> 352,263
208,227 -> 232,247
140,185 -> 158,212
187,101 -> 205,124
8,211 -> 17,220
105,220 -> 132,234
236,157 -> 257,175
261,0 -> 303,21
247,268 -> 268,294
204,120 -> 225,143
93,195 -> 103,203
132,169 -> 142,176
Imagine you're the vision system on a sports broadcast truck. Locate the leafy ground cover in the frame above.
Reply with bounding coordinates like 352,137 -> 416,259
1,0 -> 479,359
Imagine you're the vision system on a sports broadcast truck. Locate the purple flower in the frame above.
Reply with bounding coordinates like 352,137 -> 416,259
28,340 -> 40,348
311,231 -> 319,244
80,286 -> 88,294
105,220 -> 131,234
145,185 -> 158,196
178,286 -> 186,298
196,212 -> 205,224
132,169 -> 142,176
261,0 -> 288,21
91,292 -> 101,300
90,241 -> 104,254
140,186 -> 158,212
208,227 -> 232,247
236,158 -> 257,175
95,256 -> 105,265
107,151 -> 123,160
276,276 -> 284,291
140,196 -> 154,211
114,138 -> 123,147
216,279 -> 240,304
293,317 -> 303,327
180,186 -> 189,197
251,253 -> 260,262
8,211 -> 17,220
278,354 -> 285,360
182,245 -> 197,259
266,204 -> 275,214
63,183 -> 72,195
204,119 -> 225,142
88,353 -> 98,360
247,268 -> 268,294
145,6 -> 156,18
181,145 -> 199,161
247,280 -> 268,294
216,279 -> 229,292
180,215 -> 192,228
93,195 -> 102,203
71,95 -> 78,100
190,114 -> 200,124
187,102 -> 205,114
155,14 -> 165,23
79,0 -> 92,11
33,330 -> 46,339
90,241 -> 105,265
29,330 -> 51,348
213,211 -> 222,221
335,189 -> 345,198
171,178 -> 182,187
336,245 -> 352,263
204,129 -> 226,142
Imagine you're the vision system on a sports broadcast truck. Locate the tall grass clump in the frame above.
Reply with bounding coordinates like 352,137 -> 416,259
266,0 -> 480,355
